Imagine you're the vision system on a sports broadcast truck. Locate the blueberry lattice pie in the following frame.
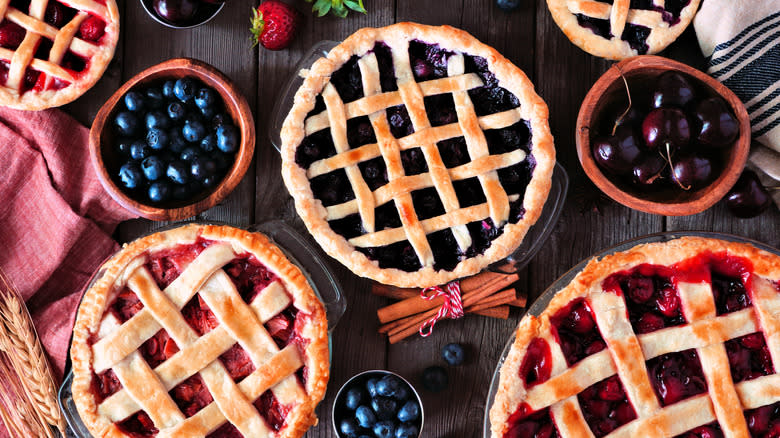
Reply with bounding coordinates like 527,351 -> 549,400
70,224 -> 329,438
547,0 -> 701,60
281,23 -> 555,288
490,237 -> 780,438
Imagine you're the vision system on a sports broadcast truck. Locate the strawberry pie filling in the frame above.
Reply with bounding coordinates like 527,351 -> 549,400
91,239 -> 311,436
503,404 -> 559,438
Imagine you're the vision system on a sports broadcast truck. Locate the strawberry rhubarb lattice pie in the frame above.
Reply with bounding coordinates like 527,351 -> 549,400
0,0 -> 119,109
70,224 -> 329,438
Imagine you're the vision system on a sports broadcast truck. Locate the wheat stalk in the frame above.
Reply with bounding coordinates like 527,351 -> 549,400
0,270 -> 65,438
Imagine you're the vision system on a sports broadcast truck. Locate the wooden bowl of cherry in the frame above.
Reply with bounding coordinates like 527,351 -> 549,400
576,55 -> 750,216
90,58 -> 255,221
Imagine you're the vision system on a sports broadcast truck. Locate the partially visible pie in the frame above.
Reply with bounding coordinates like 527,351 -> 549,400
70,224 -> 329,438
0,0 -> 119,110
490,237 -> 780,438
281,22 -> 555,288
546,0 -> 701,60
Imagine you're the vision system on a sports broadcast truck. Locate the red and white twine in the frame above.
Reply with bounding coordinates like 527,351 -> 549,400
418,281 -> 464,337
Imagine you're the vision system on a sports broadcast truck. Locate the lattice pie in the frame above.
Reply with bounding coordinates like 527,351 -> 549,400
281,23 -> 555,288
490,237 -> 780,438
71,224 -> 329,438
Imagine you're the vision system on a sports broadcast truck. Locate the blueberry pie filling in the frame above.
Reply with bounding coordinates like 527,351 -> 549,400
282,24 -> 554,287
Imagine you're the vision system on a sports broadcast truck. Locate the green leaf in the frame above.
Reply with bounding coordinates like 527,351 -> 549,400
312,0 -> 331,16
332,2 -> 349,17
344,0 -> 367,13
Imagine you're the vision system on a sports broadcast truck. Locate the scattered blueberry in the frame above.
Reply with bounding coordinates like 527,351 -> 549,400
355,405 -> 377,429
166,161 -> 189,184
373,421 -> 396,438
174,77 -> 196,102
345,387 -> 363,410
145,87 -> 164,109
183,118 -> 206,142
123,91 -> 144,112
146,128 -> 169,150
496,0 -> 520,11
200,133 -> 217,152
194,87 -> 217,109
376,375 -> 401,397
371,397 -> 397,421
397,401 -> 420,423
180,146 -> 199,162
129,140 -> 151,160
145,110 -> 170,130
148,181 -> 171,202
395,423 -> 418,438
118,162 -> 142,189
216,124 -> 239,153
441,343 -> 465,366
167,101 -> 186,121
366,378 -> 380,397
114,111 -> 139,136
339,418 -> 359,437
141,156 -> 165,181
421,366 -> 448,392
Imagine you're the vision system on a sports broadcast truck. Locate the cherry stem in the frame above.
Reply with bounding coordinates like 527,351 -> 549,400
612,70 -> 633,137
665,142 -> 691,191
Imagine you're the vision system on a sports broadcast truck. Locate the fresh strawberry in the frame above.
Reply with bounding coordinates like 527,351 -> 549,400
78,15 -> 105,42
0,21 -> 25,49
250,1 -> 299,51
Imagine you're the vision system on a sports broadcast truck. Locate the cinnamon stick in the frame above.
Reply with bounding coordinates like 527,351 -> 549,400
465,289 -> 518,313
371,283 -> 418,300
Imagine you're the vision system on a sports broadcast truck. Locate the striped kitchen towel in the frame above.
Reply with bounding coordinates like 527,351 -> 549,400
694,0 -> 780,207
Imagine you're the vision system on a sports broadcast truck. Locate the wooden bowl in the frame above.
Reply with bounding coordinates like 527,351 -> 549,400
90,58 -> 255,221
576,55 -> 750,216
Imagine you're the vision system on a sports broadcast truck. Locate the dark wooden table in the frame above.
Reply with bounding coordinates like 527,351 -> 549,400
65,1 -> 780,436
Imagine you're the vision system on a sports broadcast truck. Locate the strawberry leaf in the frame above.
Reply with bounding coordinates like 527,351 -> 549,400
249,8 -> 265,48
311,0 -> 331,16
306,0 -> 367,18
344,0 -> 366,13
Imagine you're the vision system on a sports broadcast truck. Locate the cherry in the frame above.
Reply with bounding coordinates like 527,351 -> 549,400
694,97 -> 739,149
153,0 -> 198,25
652,71 -> 696,109
655,286 -> 680,317
567,303 -> 595,334
642,107 -> 691,152
747,405 -> 773,435
592,125 -> 642,175
637,313 -> 665,334
626,276 -> 654,303
671,155 -> 713,190
726,169 -> 771,218
632,153 -> 666,187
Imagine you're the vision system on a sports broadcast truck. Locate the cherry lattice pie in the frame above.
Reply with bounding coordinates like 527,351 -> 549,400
70,224 -> 329,438
0,0 -> 119,110
490,237 -> 780,438
281,23 -> 555,288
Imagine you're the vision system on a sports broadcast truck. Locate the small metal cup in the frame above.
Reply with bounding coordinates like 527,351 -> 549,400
140,0 -> 224,29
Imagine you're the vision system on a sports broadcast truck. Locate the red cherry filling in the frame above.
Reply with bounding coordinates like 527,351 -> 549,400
182,295 -> 219,336
577,376 -> 637,437
254,390 -> 291,431
725,332 -> 774,383
518,338 -> 552,387
206,423 -> 242,438
646,349 -> 707,406
711,270 -> 751,315
223,254 -> 278,303
169,374 -> 213,418
604,264 -> 686,334
92,369 -> 122,402
78,15 -> 106,42
0,21 -> 25,50
117,411 -> 158,437
219,343 -> 255,381
145,238 -> 214,289
551,298 -> 606,366
674,422 -> 724,438
140,329 -> 179,369
503,404 -> 560,438
111,288 -> 144,322
745,401 -> 780,437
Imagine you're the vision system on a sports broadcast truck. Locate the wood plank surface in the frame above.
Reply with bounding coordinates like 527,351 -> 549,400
74,1 -> 780,437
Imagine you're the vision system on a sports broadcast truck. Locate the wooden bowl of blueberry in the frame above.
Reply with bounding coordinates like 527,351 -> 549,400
576,55 -> 750,216
90,58 -> 254,220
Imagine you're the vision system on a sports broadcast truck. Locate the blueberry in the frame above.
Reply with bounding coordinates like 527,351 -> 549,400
169,129 -> 186,153
141,156 -> 165,181
162,80 -> 176,98
166,161 -> 189,184
211,112 -> 229,129
114,111 -> 139,136
180,146 -> 199,162
366,378 -> 379,398
355,405 -> 377,429
117,138 -> 133,155
421,366 -> 448,392
392,385 -> 409,401
190,156 -> 216,181
395,422 -> 419,438
148,181 -> 171,202
167,101 -> 186,121
200,105 -> 215,118
339,418 -> 359,437
442,343 -> 465,366
123,91 -> 145,112
397,401 -> 420,423
129,140 -> 151,160
370,397 -> 397,421
216,124 -> 239,153
344,387 -> 363,410
172,184 -> 191,200
145,87 -> 164,109
496,0 -> 520,11
213,152 -> 232,171
200,133 -> 217,152
118,162 -> 142,189
202,175 -> 219,188
376,375 -> 401,397
183,118 -> 206,142
145,110 -> 170,130
174,77 -> 197,102
146,128 -> 169,150
373,420 -> 395,438
194,87 -> 217,109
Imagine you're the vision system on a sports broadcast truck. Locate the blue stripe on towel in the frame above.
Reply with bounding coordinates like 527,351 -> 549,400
751,101 -> 780,126
748,87 -> 780,113
713,30 -> 780,79
710,18 -> 780,66
721,42 -> 780,103
755,114 -> 780,137
710,10 -> 780,56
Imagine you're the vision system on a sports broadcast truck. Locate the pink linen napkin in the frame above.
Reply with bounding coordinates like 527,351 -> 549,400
0,107 -> 136,378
